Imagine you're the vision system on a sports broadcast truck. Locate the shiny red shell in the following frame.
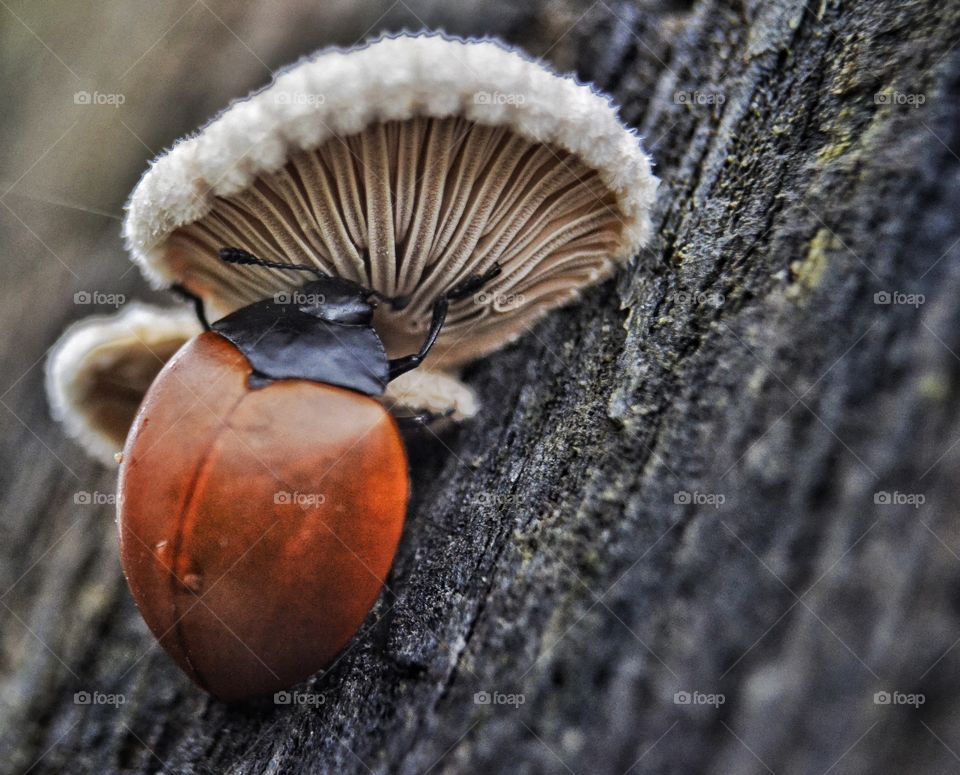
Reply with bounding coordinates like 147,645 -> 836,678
117,331 -> 409,700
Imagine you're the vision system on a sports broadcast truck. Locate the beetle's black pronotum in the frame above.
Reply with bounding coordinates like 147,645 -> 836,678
174,247 -> 501,405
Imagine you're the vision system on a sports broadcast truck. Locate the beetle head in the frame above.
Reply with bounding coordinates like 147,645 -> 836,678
296,277 -> 374,326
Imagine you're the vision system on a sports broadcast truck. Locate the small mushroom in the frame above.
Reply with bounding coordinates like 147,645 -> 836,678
46,303 -> 200,465
48,33 -> 657,464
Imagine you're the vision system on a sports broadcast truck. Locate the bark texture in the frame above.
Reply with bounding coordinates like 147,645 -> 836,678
2,1 -> 960,773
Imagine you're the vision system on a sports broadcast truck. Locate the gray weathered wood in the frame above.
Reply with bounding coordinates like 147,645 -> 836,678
2,0 -> 960,772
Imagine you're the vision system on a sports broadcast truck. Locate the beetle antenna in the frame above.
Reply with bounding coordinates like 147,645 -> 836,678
218,247 -> 328,279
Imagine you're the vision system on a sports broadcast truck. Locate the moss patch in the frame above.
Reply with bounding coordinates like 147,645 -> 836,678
787,228 -> 837,299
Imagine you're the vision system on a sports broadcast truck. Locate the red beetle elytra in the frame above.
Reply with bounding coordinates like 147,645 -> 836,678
118,247 -> 499,700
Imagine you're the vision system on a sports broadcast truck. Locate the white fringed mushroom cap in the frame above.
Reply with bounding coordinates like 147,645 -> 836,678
123,32 -> 658,368
48,33 -> 659,466
45,303 -> 201,465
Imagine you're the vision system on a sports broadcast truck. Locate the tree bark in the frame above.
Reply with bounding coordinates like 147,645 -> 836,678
3,1 -> 960,773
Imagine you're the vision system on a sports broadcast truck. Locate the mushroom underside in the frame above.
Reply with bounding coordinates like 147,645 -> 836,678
81,337 -> 186,452
164,116 -> 625,369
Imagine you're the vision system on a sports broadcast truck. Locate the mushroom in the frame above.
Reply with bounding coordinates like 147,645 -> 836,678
47,32 -> 658,464
46,303 -> 200,465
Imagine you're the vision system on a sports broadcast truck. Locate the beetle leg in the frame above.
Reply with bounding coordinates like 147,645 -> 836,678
387,263 -> 502,381
386,299 -> 447,380
170,284 -> 211,332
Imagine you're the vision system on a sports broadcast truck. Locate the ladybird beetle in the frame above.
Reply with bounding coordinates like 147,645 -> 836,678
118,247 -> 500,700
